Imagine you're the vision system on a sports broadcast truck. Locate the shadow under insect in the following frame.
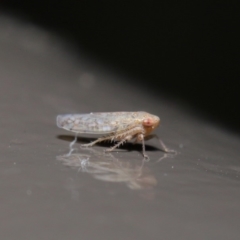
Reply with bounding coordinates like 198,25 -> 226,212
57,135 -> 161,153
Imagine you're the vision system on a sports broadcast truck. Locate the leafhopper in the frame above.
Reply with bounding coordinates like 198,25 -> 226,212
57,112 -> 173,159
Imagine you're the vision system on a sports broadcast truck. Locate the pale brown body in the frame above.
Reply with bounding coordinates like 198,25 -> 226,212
57,112 -> 171,158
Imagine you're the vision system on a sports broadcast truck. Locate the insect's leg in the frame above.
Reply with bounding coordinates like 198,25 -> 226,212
105,135 -> 133,152
69,134 -> 78,149
81,137 -> 106,148
137,133 -> 149,160
81,132 -> 122,148
66,133 -> 78,156
145,134 -> 176,153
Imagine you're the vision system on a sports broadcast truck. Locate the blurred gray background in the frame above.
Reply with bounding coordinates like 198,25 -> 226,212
0,2 -> 239,240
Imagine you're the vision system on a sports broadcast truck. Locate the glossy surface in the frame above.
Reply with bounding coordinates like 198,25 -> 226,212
1,15 -> 240,240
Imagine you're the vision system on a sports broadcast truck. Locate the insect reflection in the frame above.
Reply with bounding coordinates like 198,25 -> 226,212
57,147 -> 158,190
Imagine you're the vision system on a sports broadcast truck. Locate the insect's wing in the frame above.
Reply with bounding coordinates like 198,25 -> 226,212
56,113 -> 118,134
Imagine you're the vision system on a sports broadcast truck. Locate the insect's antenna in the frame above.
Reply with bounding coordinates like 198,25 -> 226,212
66,133 -> 78,156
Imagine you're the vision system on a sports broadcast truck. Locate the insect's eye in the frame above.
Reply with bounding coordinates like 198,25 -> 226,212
143,118 -> 153,126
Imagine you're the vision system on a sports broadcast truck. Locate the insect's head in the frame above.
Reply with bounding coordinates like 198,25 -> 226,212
142,114 -> 160,135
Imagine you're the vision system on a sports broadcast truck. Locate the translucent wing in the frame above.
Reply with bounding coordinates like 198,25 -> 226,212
56,113 -> 121,134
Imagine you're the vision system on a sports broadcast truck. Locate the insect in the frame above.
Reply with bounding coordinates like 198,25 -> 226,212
56,112 -> 172,159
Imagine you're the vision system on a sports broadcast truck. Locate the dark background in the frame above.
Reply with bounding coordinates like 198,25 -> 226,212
1,1 -> 239,131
